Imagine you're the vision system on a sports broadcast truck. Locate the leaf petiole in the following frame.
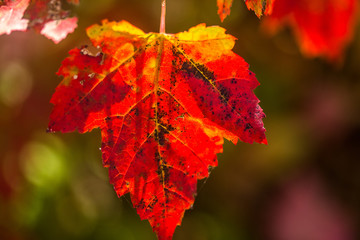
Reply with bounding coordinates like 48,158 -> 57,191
160,0 -> 166,34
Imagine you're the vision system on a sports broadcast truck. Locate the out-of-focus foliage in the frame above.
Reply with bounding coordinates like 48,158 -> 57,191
0,0 -> 78,43
218,0 -> 359,62
1,0 -> 360,239
217,0 -> 274,21
263,0 -> 359,62
0,0 -> 29,35
217,0 -> 233,22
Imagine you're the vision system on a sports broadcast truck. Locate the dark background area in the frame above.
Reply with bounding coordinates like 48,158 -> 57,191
1,0 -> 360,239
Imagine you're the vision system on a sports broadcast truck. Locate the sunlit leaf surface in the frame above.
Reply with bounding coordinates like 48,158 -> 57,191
48,20 -> 266,240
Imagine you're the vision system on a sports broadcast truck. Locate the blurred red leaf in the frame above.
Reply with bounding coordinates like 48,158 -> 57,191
40,16 -> 77,43
25,0 -> 77,42
244,0 -> 275,18
0,0 -> 29,35
48,20 -> 266,239
217,0 -> 275,21
0,0 -> 78,43
263,0 -> 359,61
217,0 -> 233,22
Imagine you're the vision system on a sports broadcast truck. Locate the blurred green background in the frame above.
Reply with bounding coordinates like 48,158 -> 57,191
1,0 -> 360,239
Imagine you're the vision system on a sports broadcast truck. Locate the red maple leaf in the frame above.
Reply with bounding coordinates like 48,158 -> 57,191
48,20 -> 266,240
263,0 -> 359,61
217,0 -> 275,21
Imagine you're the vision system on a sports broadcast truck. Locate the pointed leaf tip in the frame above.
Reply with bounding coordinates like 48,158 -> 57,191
216,0 -> 275,20
217,0 -> 233,21
245,0 -> 275,18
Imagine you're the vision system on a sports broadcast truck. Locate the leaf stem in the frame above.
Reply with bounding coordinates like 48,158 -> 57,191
160,0 -> 166,34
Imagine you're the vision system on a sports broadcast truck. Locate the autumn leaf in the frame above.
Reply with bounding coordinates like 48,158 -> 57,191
263,0 -> 359,61
25,0 -> 78,43
0,0 -> 78,43
0,0 -> 29,35
217,0 -> 233,22
48,20 -> 266,240
217,0 -> 275,21
244,0 -> 275,18
40,17 -> 77,43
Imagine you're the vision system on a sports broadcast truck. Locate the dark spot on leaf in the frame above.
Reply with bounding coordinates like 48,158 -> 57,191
180,61 -> 215,83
